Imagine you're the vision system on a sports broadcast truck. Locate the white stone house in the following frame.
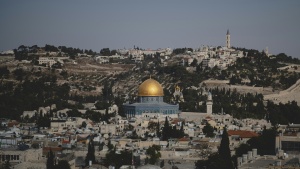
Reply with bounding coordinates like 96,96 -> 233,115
38,57 -> 68,67
22,110 -> 37,118
100,124 -> 116,135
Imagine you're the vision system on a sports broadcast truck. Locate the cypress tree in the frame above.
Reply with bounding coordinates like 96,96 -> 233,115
162,116 -> 170,141
156,120 -> 161,138
46,149 -> 55,169
179,121 -> 185,138
85,139 -> 96,166
219,127 -> 234,169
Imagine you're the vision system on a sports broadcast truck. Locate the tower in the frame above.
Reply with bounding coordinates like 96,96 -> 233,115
226,29 -> 231,49
265,47 -> 269,56
206,92 -> 213,115
173,85 -> 184,103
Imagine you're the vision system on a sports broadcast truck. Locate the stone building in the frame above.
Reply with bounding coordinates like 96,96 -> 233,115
0,148 -> 44,166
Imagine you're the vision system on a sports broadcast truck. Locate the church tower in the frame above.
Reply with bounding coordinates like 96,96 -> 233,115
226,29 -> 231,49
206,92 -> 213,115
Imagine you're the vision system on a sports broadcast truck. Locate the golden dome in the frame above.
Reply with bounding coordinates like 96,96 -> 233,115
138,78 -> 164,96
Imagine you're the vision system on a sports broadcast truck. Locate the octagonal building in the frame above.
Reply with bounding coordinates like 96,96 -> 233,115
123,78 -> 179,118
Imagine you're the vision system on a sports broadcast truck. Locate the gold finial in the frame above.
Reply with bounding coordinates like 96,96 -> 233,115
175,85 -> 181,91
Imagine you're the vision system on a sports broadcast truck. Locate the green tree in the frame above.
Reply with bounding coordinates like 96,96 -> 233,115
55,160 -> 70,169
145,157 -> 149,165
98,142 -> 104,151
104,148 -> 133,169
160,160 -> 164,168
247,126 -> 277,155
218,128 -> 234,169
100,48 -> 111,56
179,121 -> 185,138
85,140 -> 96,166
13,68 -> 25,81
195,128 -> 234,169
47,149 -> 55,169
111,49 -> 117,55
202,122 -> 215,137
0,66 -> 9,79
81,121 -> 87,128
162,117 -> 170,141
190,58 -> 198,67
37,113 -> 51,128
107,140 -> 114,151
67,109 -> 82,117
146,145 -> 161,165
88,110 -> 101,123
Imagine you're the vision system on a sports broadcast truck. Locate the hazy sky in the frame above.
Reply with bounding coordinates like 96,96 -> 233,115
1,1 -> 300,58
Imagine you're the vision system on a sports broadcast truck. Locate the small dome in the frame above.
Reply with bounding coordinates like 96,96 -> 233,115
138,78 -> 164,96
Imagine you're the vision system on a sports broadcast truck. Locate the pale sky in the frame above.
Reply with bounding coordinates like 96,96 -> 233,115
1,1 -> 300,58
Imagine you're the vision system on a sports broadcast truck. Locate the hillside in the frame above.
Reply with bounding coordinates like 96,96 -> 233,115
264,79 -> 300,104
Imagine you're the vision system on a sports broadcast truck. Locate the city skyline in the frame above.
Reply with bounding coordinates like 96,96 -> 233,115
1,1 -> 300,58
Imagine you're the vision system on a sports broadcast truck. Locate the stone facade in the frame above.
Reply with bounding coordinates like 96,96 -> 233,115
123,96 -> 179,118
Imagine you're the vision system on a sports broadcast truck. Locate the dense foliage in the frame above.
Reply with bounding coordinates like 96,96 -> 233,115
232,127 -> 278,167
267,101 -> 300,125
2,44 -> 300,132
195,128 -> 234,169
104,147 -> 133,168
0,74 -> 70,120
161,117 -> 184,141
13,45 -> 96,61
146,145 -> 161,165
202,122 -> 215,137
172,48 -> 193,55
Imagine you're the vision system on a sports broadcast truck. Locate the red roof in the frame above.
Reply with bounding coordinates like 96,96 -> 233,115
62,140 -> 70,144
171,119 -> 181,124
7,121 -> 19,127
178,137 -> 190,141
228,130 -> 259,138
43,147 -> 62,152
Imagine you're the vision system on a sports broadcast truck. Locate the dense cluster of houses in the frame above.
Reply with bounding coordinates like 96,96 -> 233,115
0,100 -> 275,169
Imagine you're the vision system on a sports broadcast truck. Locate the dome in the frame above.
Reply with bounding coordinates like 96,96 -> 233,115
138,78 -> 164,96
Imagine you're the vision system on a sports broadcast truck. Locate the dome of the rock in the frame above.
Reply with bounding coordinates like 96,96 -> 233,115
123,77 -> 179,118
138,78 -> 164,96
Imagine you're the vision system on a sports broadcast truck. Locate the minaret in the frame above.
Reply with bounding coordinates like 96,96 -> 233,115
265,47 -> 269,56
226,29 -> 231,49
206,92 -> 213,115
